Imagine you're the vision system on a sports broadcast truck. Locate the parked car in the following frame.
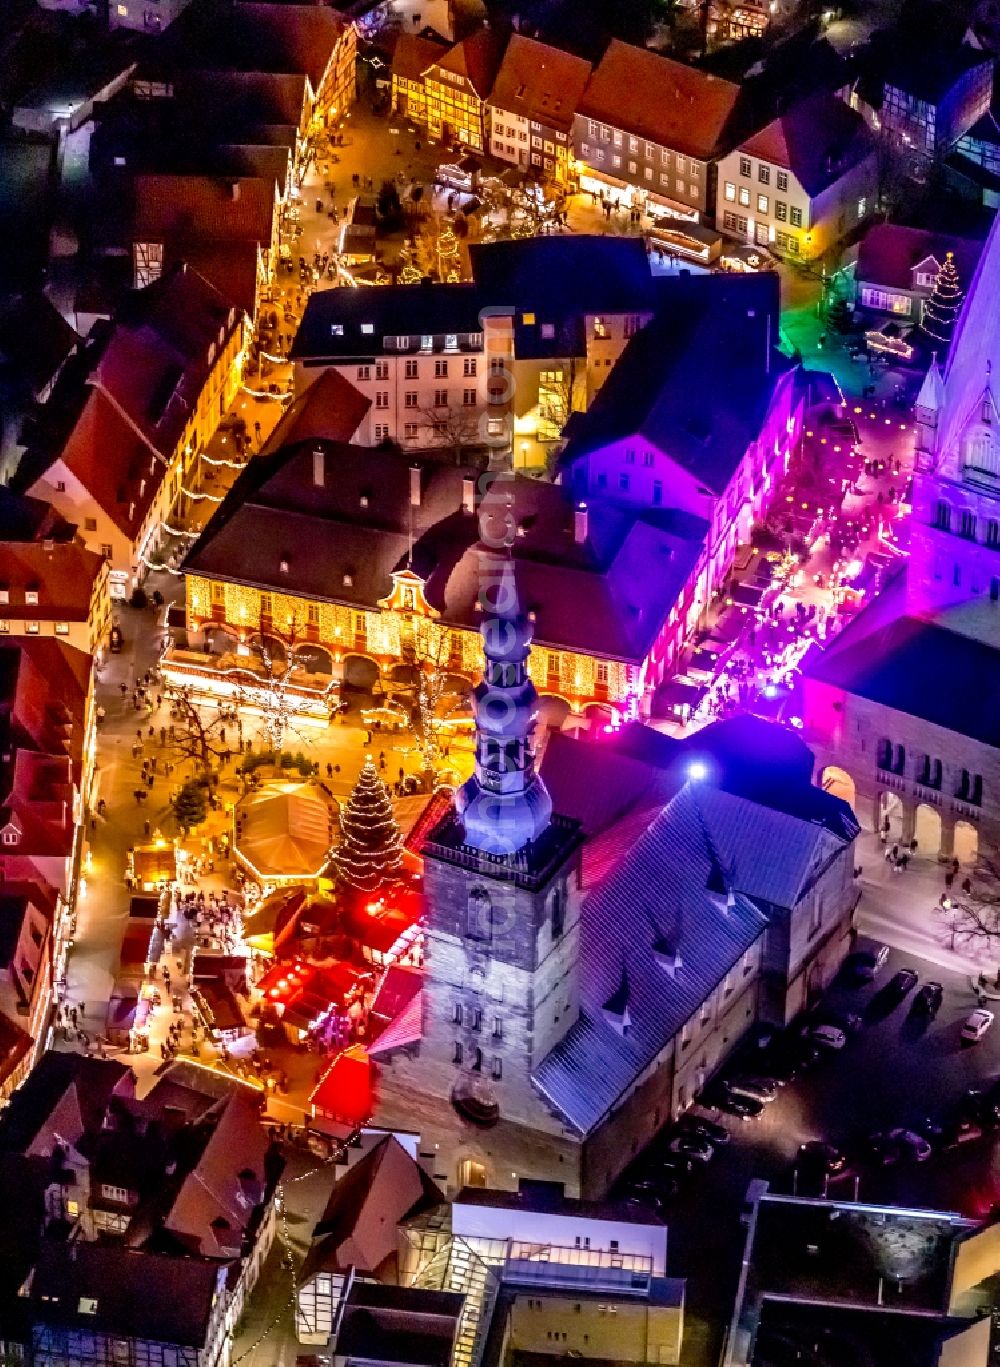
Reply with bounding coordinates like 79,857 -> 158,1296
863,1131 -> 903,1167
918,1116 -> 983,1149
811,1009 -> 863,1035
708,1086 -> 764,1119
888,1128 -> 933,1163
962,1008 -> 995,1043
885,968 -> 919,1001
680,1115 -> 730,1146
801,1023 -> 848,1050
959,1088 -> 1000,1127
668,1134 -> 714,1163
727,1076 -> 780,1104
795,1141 -> 849,1197
843,945 -> 889,982
798,1140 -> 848,1174
624,1177 -> 680,1206
912,981 -> 944,1016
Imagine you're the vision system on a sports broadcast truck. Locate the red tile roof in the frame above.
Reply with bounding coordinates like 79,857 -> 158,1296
431,29 -> 505,100
231,1 -> 350,89
261,369 -> 371,454
0,542 -> 104,622
738,93 -> 874,198
856,223 -> 984,292
52,265 -> 239,538
579,40 -> 741,160
134,174 -> 275,247
489,34 -> 591,134
391,31 -> 450,83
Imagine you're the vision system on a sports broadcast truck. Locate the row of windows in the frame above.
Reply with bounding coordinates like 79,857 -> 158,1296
579,145 -> 695,195
593,470 -> 665,503
722,182 -> 802,225
453,1042 -> 503,1075
339,331 -> 484,351
737,156 -> 788,192
933,502 -> 1000,545
584,123 -> 701,173
876,739 -> 984,804
0,620 -> 72,636
452,1003 -> 504,1035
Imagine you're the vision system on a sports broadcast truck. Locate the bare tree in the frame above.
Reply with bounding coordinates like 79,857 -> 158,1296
419,404 -> 483,462
942,849 -> 1000,962
166,685 -> 230,779
412,617 -> 453,773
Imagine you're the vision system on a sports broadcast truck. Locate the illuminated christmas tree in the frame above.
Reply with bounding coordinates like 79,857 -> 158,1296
436,225 -> 461,282
921,252 -> 963,350
398,244 -> 422,285
333,755 -> 403,891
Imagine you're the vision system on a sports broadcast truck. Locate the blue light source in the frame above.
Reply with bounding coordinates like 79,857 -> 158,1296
764,684 -> 778,699
688,760 -> 708,781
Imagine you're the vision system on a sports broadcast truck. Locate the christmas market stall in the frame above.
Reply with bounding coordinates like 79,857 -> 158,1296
234,780 -> 337,887
128,841 -> 177,891
308,1044 -> 375,1138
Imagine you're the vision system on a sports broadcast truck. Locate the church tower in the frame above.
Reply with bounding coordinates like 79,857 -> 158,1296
454,557 -> 553,855
383,554 -> 584,1192
905,213 -> 1000,644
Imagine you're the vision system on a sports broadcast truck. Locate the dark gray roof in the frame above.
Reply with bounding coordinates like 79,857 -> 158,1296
560,273 -> 791,496
291,236 -> 676,364
29,1243 -> 221,1347
184,442 -> 708,662
468,235 -> 656,315
0,1052 -> 132,1154
456,1181 -> 665,1225
335,1281 -> 464,1367
805,594 -> 1000,747
533,783 -> 769,1134
291,283 -> 486,362
872,34 -> 990,105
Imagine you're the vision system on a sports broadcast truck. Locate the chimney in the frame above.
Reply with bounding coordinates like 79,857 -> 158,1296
573,502 -> 588,545
462,476 -> 475,514
312,449 -> 324,487
231,181 -> 241,202
409,465 -> 422,507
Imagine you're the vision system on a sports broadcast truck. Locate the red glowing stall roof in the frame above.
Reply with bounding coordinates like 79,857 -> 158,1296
347,887 -> 422,956
309,1044 -> 374,1130
258,958 -> 365,1030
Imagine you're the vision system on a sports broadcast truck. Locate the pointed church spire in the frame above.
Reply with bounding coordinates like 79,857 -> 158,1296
915,353 -> 945,418
454,556 -> 553,857
939,214 -> 1000,462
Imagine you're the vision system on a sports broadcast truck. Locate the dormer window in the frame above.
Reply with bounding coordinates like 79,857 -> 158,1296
331,323 -> 344,336
0,590 -> 9,605
445,333 -> 458,351
279,559 -> 289,574
420,335 -> 433,351
360,323 -> 374,334
25,589 -> 38,605
343,573 -> 353,587
2,822 -> 20,847
359,494 -> 369,508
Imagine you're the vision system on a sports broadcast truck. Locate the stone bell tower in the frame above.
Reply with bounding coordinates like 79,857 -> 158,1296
386,555 -> 584,1191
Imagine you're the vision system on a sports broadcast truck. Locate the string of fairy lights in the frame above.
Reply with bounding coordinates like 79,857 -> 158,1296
230,1151 -> 343,1362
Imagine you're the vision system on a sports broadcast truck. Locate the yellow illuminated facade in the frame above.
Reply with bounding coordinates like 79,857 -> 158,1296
181,566 -> 638,717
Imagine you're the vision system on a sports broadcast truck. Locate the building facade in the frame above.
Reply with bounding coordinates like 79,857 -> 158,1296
804,212 -> 1000,863
487,36 -> 591,189
853,224 -> 983,321
573,40 -> 741,224
19,267 -> 247,598
716,95 -> 876,260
